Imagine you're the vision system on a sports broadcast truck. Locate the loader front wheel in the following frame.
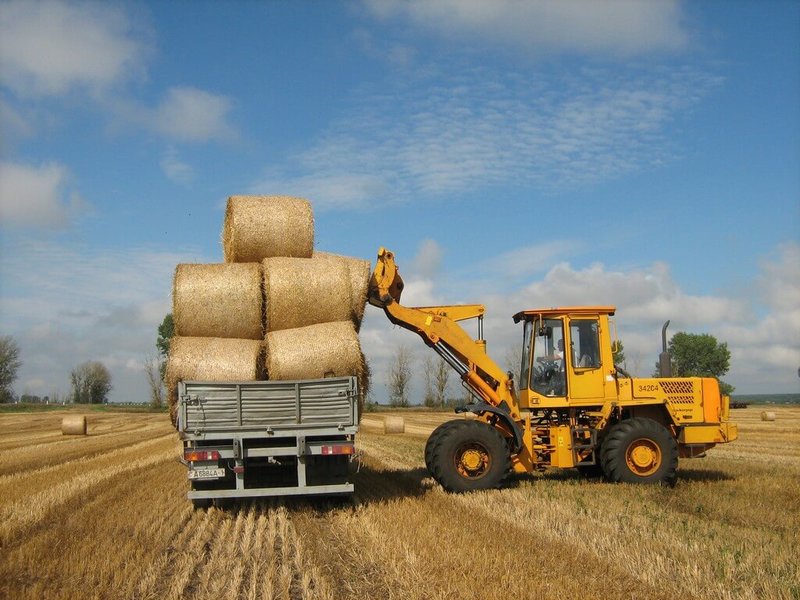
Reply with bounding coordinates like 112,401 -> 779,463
429,420 -> 510,493
601,417 -> 678,485
424,420 -> 468,472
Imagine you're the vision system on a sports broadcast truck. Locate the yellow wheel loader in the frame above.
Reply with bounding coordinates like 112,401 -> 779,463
369,248 -> 737,491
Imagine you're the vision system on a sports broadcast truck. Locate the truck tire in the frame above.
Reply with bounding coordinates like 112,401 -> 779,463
600,417 -> 678,485
424,420 -> 468,472
429,420 -> 511,493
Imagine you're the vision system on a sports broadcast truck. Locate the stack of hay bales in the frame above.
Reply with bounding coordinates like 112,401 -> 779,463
166,195 -> 370,427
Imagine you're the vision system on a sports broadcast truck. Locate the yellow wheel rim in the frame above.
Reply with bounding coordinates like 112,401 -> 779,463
625,438 -> 662,477
455,444 -> 491,479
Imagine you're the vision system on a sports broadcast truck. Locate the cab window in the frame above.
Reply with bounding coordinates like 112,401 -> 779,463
570,319 -> 600,369
530,318 -> 566,397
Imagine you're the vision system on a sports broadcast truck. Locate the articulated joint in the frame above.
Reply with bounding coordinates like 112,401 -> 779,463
456,401 -> 523,452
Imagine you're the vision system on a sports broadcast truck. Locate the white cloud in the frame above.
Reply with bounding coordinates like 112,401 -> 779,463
160,147 -> 194,185
0,161 -> 86,228
411,239 -> 443,279
364,0 -> 688,56
0,0 -> 147,97
150,87 -> 237,143
359,242 -> 800,401
255,66 -> 720,208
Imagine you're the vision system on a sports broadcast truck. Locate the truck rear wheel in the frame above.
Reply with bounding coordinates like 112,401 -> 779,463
601,417 -> 678,485
428,420 -> 510,493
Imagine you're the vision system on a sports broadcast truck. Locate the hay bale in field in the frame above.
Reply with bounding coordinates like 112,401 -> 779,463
265,321 -> 362,381
383,416 -> 405,434
173,263 -> 263,340
761,411 -> 776,422
262,257 -> 352,331
313,252 -> 371,327
62,415 -> 87,435
166,336 -> 264,427
223,195 -> 314,262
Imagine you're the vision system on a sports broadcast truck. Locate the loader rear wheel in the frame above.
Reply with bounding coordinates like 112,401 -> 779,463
424,420 -> 468,472
428,420 -> 510,493
601,417 -> 678,485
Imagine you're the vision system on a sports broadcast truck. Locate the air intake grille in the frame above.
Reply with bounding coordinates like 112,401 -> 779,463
660,380 -> 695,395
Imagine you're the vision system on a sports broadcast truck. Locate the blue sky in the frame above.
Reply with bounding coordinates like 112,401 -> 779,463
1,0 -> 798,402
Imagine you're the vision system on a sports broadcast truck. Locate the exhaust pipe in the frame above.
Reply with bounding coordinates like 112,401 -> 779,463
659,320 -> 672,377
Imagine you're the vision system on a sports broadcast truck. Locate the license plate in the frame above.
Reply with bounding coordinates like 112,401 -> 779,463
188,467 -> 226,480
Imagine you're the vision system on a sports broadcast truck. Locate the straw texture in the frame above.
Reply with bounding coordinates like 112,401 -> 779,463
262,257 -> 352,332
761,411 -> 776,422
62,415 -> 87,435
223,195 -> 314,262
383,416 -> 405,434
313,252 -> 371,326
173,263 -> 263,339
166,336 -> 264,426
264,321 -> 362,380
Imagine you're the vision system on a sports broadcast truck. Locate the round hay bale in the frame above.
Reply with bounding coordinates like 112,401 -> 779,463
62,415 -> 87,435
173,263 -> 263,339
223,195 -> 314,262
263,257 -> 352,332
166,336 -> 264,427
383,416 -> 405,434
265,321 -> 362,381
761,411 -> 776,422
313,252 -> 371,327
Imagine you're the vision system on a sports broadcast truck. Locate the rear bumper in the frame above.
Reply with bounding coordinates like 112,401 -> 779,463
679,421 -> 738,445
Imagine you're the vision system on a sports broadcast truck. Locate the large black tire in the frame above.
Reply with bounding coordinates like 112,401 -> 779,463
424,420 -> 469,472
600,418 -> 678,485
428,420 -> 511,493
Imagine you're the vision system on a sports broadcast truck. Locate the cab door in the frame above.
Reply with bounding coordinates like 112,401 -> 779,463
566,318 -> 605,402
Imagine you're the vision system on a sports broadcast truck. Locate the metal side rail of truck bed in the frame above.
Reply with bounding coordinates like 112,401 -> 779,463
178,377 -> 359,502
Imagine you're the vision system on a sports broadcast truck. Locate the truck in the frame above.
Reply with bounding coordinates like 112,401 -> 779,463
178,376 -> 359,508
368,247 -> 737,490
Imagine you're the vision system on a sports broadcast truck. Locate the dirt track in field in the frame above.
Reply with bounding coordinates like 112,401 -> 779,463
0,407 -> 798,600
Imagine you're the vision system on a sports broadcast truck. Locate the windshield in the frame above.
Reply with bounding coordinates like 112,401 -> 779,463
530,318 -> 566,397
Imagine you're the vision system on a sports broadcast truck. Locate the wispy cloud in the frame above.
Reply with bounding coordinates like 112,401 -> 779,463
363,0 -> 689,56
0,161 -> 87,228
254,66 -> 721,208
149,87 -> 237,143
160,147 -> 195,185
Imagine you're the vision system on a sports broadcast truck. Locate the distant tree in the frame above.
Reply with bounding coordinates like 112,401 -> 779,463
157,314 -> 174,380
613,340 -> 626,367
423,356 -> 436,407
433,357 -> 450,407
144,354 -> 164,408
0,335 -> 22,403
70,361 -> 113,404
503,345 -> 523,386
388,344 -> 413,407
657,332 -> 734,395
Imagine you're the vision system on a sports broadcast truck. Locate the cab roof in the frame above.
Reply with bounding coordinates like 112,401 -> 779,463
512,306 -> 616,323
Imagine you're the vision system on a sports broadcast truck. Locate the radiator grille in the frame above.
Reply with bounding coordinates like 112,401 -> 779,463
660,380 -> 695,395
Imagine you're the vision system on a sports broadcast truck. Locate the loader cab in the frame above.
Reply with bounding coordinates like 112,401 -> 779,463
514,306 -> 616,409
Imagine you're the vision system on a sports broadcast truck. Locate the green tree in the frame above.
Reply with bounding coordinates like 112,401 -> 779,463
612,340 -> 626,367
157,314 -> 174,380
0,335 -> 22,403
661,332 -> 734,395
70,361 -> 113,404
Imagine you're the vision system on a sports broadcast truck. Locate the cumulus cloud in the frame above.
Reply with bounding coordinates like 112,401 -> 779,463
0,0 -> 147,97
149,87 -> 237,143
364,0 -> 689,56
254,66 -> 720,208
0,161 -> 87,228
359,242 -> 800,401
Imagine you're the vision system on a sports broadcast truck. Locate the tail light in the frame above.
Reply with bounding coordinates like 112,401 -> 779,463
321,445 -> 354,455
184,449 -> 221,462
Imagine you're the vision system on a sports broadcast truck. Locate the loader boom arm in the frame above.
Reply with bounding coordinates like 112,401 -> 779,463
369,248 -> 520,420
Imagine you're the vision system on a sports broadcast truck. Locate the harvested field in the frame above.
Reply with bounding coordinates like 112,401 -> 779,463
0,406 -> 797,600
